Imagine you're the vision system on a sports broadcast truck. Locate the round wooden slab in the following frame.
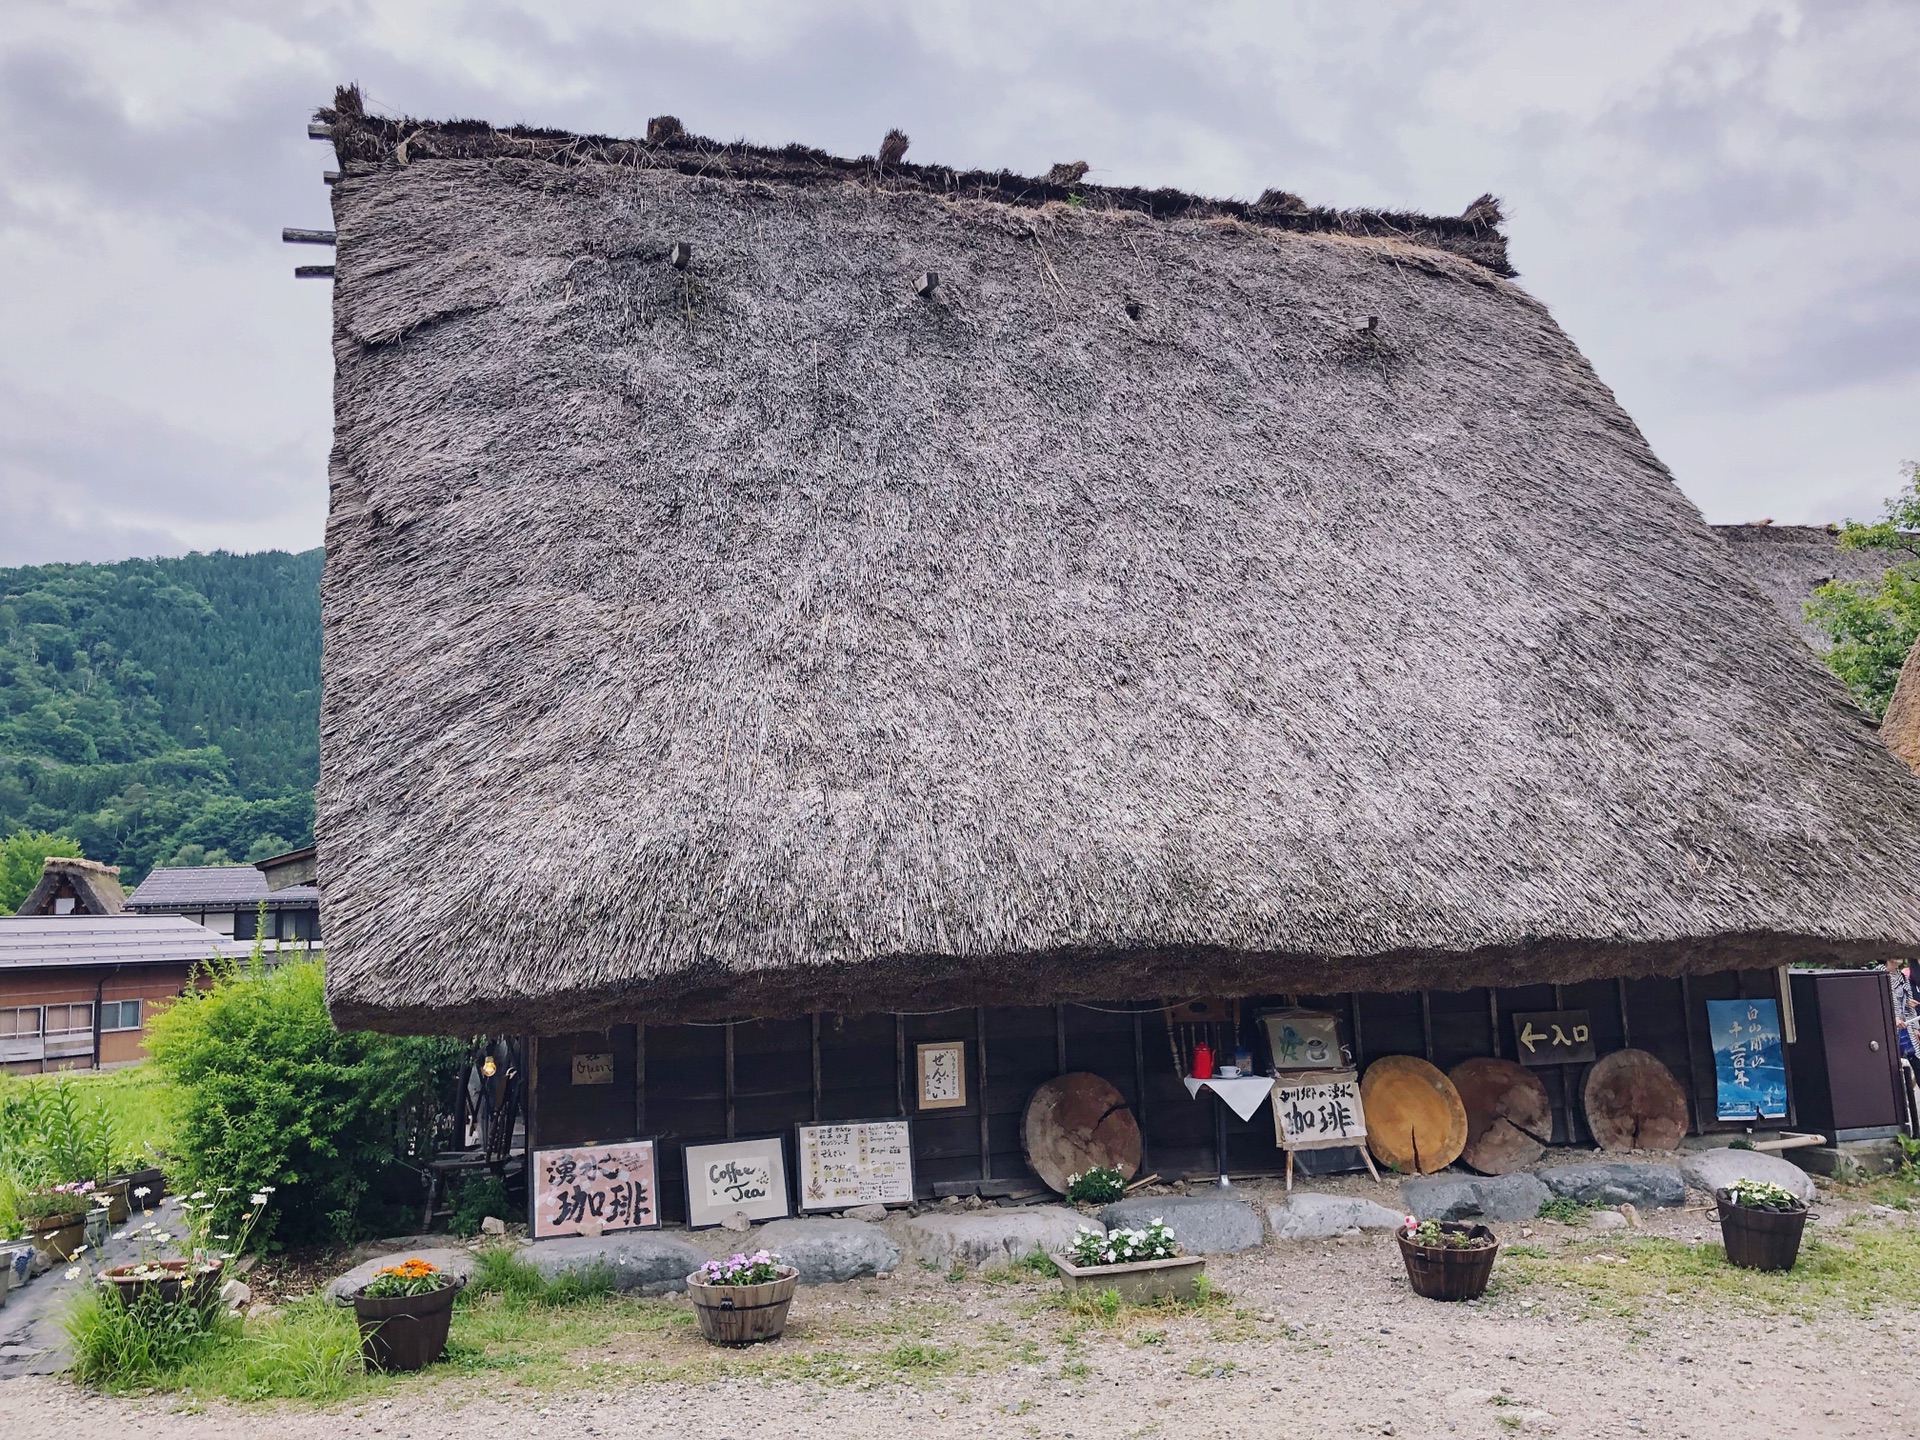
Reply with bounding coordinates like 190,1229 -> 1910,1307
1021,1072 -> 1142,1194
1360,1055 -> 1468,1174
1449,1057 -> 1553,1175
1583,1048 -> 1688,1151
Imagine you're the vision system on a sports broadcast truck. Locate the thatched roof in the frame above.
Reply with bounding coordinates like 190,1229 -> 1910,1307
1714,523 -> 1897,650
17,857 -> 126,917
313,89 -> 1920,1035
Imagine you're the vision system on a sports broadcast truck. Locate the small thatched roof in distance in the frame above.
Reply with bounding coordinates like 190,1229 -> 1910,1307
17,856 -> 126,917
313,89 -> 1920,1036
1714,523 -> 1897,650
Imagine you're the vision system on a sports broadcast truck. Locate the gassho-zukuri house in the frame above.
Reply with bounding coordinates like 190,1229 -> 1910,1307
309,86 -> 1920,1228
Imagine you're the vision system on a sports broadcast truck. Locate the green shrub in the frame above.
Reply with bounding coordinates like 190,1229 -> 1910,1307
1536,1195 -> 1591,1223
466,1245 -> 612,1308
1064,1165 -> 1127,1204
448,1171 -> 513,1237
147,952 -> 462,1247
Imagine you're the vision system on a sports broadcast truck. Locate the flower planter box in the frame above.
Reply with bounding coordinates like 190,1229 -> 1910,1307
120,1168 -> 165,1213
95,1180 -> 132,1226
1053,1253 -> 1207,1305
101,1259 -> 221,1309
22,1212 -> 87,1263
1715,1188 -> 1808,1272
348,1280 -> 463,1371
686,1267 -> 799,1346
1397,1223 -> 1499,1302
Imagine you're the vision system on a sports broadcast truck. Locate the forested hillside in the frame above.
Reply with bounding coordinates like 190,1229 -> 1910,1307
0,549 -> 321,885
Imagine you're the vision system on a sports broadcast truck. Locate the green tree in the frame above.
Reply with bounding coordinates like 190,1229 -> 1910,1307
147,953 -> 462,1248
1806,462 -> 1920,718
0,828 -> 82,913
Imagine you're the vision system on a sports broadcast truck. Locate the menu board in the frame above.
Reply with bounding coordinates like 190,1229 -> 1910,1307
530,1140 -> 658,1238
1270,1071 -> 1367,1151
795,1120 -> 915,1210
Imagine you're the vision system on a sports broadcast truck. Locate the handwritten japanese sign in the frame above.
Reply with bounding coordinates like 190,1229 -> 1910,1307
796,1121 -> 915,1210
1513,1010 -> 1595,1066
683,1136 -> 791,1227
917,1041 -> 967,1110
530,1140 -> 658,1238
1270,1071 -> 1367,1151
1707,999 -> 1787,1121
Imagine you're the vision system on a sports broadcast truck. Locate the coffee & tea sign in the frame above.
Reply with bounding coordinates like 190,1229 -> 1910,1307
531,1140 -> 659,1238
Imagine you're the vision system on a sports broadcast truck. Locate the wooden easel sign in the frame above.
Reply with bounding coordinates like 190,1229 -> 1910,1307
1271,1070 -> 1380,1189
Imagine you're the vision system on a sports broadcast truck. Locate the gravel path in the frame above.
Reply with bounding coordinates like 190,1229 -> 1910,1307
4,1191 -> 1915,1439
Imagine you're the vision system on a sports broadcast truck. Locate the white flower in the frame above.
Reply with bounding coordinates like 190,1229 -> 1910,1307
189,1191 -> 207,1200
133,1187 -> 151,1199
64,1267 -> 80,1280
250,1193 -> 268,1206
259,1185 -> 276,1194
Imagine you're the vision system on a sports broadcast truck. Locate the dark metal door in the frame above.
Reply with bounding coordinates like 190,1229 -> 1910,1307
1817,972 -> 1904,1132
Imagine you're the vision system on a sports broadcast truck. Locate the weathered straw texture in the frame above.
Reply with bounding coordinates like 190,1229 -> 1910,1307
16,856 -> 125,917
1715,523 -> 1895,651
1879,644 -> 1920,775
315,99 -> 1920,1035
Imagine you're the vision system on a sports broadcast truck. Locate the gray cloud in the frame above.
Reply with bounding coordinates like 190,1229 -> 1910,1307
0,0 -> 1913,563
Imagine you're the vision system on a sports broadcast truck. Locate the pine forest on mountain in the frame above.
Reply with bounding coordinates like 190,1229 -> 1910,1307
0,549 -> 321,887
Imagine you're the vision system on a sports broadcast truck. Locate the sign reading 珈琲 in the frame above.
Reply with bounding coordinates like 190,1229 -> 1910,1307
1512,1010 -> 1594,1066
1270,1071 -> 1367,1151
530,1139 -> 658,1238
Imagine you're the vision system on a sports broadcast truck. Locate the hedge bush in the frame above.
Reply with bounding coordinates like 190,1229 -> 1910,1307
147,953 -> 462,1247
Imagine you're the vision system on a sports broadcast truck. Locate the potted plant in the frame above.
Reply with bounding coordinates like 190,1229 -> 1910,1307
1396,1215 -> 1499,1301
346,1257 -> 464,1371
99,1182 -> 269,1308
1053,1219 -> 1205,1304
18,1182 -> 94,1262
1064,1165 -> 1128,1206
685,1250 -> 799,1346
1715,1179 -> 1809,1272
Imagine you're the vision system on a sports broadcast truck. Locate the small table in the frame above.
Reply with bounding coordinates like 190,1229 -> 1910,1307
1183,1076 -> 1277,1187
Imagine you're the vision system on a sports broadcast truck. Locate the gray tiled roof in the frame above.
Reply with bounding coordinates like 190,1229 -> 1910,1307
0,915 -> 245,971
127,865 -> 318,909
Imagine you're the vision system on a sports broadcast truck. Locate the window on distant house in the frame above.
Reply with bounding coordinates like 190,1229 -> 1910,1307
100,1000 -> 143,1032
43,1003 -> 93,1036
54,896 -> 75,914
0,1006 -> 44,1039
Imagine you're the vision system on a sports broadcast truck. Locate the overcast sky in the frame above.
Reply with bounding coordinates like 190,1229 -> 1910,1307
1,0 -> 1914,566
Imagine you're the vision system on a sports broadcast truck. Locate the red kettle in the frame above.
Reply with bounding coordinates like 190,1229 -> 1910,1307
1190,1040 -> 1214,1079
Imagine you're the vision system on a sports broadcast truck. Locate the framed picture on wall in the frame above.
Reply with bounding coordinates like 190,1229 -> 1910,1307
795,1119 -> 915,1211
916,1040 -> 968,1110
530,1138 -> 659,1238
681,1135 -> 792,1228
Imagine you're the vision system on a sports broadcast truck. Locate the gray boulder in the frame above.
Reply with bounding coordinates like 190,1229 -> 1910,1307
1537,1162 -> 1684,1209
1679,1148 -> 1816,1205
752,1218 -> 899,1283
1267,1193 -> 1406,1241
524,1233 -> 708,1295
1098,1195 -> 1264,1253
325,1245 -> 475,1301
1402,1172 -> 1549,1223
903,1207 -> 1091,1269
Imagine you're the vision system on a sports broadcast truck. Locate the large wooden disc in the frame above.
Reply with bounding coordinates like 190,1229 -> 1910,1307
1021,1073 -> 1142,1194
1360,1056 -> 1468,1174
1450,1057 -> 1553,1175
1583,1048 -> 1688,1151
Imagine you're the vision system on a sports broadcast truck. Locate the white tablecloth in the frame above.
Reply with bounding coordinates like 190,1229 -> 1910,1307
1182,1075 -> 1276,1121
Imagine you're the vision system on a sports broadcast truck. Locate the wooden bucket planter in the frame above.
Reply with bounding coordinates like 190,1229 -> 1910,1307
95,1180 -> 131,1226
100,1259 -> 221,1309
121,1168 -> 165,1213
348,1280 -> 463,1371
1397,1223 -> 1499,1301
1054,1254 -> 1207,1305
23,1212 -> 87,1263
1715,1188 -> 1809,1272
685,1267 -> 799,1346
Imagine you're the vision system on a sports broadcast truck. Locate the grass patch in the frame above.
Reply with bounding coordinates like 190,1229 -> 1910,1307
465,1245 -> 614,1308
174,1295 -> 365,1401
1500,1216 -> 1920,1318
1185,1355 -> 1236,1378
979,1247 -> 1059,1285
1536,1195 -> 1592,1224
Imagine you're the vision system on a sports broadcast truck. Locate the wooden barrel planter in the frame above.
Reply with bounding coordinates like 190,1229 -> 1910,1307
1397,1222 -> 1499,1302
348,1279 -> 463,1371
100,1259 -> 221,1309
1715,1188 -> 1809,1272
22,1212 -> 86,1263
686,1266 -> 799,1346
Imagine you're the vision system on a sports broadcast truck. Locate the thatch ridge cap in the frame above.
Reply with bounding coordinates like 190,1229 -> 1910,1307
315,84 -> 1515,277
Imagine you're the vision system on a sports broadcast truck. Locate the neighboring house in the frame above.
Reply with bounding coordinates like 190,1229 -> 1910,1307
0,914 -> 242,1073
15,856 -> 129,917
310,94 -> 1920,1203
126,864 -> 322,944
1715,522 -> 1898,651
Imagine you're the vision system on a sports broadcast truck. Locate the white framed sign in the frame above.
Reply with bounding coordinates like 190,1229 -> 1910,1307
917,1041 -> 967,1110
531,1139 -> 658,1238
795,1120 -> 915,1210
1270,1071 -> 1367,1151
682,1135 -> 791,1228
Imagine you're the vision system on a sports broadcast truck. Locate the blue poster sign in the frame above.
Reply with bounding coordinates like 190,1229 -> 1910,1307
1706,998 -> 1787,1121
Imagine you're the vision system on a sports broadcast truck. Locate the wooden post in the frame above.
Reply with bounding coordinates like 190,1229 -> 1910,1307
724,1022 -> 736,1139
634,1025 -> 647,1134
977,1007 -> 991,1181
1487,988 -> 1502,1059
1132,1007 -> 1149,1174
1349,993 -> 1365,1067
1617,977 -> 1633,1048
895,1015 -> 907,1116
1419,991 -> 1435,1062
810,1013 -> 822,1123
1679,976 -> 1702,1135
1054,1004 -> 1067,1074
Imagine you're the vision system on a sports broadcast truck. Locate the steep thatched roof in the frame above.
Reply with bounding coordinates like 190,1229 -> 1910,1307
1715,523 -> 1897,650
17,857 -> 126,917
313,90 -> 1920,1035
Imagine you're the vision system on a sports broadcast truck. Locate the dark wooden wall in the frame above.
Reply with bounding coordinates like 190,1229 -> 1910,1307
527,968 -> 1785,1223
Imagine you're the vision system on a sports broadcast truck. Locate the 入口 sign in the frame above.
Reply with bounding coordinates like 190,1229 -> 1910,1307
1512,1011 -> 1595,1066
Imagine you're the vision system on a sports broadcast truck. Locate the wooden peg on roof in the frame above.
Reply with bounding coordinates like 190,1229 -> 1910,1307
915,272 -> 939,299
294,265 -> 335,279
283,228 -> 336,245
308,122 -> 333,141
879,129 -> 909,168
669,241 -> 691,270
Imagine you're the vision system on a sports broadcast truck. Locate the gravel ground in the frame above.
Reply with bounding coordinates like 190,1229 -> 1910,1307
4,1182 -> 1915,1440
